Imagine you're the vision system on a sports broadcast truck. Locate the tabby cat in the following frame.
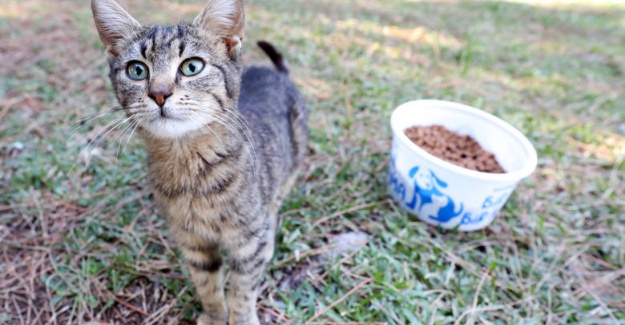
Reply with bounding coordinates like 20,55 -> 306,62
90,0 -> 308,324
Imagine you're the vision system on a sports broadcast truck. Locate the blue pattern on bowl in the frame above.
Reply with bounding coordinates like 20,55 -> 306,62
389,155 -> 513,227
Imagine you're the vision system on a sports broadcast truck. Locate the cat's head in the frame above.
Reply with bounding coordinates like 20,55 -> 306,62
91,0 -> 245,139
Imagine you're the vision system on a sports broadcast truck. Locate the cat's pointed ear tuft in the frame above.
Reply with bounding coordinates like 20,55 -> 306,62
91,0 -> 141,53
193,0 -> 245,59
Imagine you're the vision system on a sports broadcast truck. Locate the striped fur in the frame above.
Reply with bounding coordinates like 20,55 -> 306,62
91,1 -> 308,324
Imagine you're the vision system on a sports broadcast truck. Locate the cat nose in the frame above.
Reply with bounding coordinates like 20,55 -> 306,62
148,84 -> 173,107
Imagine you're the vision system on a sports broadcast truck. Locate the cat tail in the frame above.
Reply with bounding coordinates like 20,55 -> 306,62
257,40 -> 289,75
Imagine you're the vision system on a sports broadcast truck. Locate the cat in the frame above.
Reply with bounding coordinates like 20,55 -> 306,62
90,0 -> 308,324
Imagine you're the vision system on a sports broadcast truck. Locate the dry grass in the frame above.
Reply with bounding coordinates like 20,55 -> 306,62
1,0 -> 624,324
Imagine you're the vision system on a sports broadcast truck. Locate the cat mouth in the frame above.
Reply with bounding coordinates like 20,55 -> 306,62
152,107 -> 185,121
152,115 -> 185,122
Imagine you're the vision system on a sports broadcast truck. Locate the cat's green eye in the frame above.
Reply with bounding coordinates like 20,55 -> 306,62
127,62 -> 149,80
180,58 -> 205,77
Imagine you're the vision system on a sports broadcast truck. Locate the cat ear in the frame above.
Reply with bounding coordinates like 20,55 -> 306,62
193,0 -> 245,59
91,0 -> 141,51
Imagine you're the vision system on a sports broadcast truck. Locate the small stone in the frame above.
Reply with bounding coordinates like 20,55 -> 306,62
9,141 -> 25,151
323,232 -> 369,260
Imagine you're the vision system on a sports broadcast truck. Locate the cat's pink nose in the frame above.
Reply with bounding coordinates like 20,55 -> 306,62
148,85 -> 173,107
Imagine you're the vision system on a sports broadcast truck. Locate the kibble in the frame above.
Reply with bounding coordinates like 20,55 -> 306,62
404,125 -> 505,173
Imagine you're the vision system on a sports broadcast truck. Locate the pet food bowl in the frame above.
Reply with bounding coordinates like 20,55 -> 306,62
388,100 -> 537,231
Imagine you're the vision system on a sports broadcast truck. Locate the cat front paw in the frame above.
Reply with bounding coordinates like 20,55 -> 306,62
228,312 -> 260,325
197,312 -> 228,325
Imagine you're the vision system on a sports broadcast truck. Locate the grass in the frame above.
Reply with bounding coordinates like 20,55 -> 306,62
1,0 -> 624,324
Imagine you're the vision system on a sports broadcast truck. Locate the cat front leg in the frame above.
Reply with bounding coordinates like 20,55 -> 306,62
225,220 -> 275,325
178,243 -> 228,325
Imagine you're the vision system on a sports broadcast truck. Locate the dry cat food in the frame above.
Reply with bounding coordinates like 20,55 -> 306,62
404,125 -> 505,173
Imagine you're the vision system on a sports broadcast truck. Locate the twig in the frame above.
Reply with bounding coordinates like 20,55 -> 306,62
0,97 -> 20,122
107,292 -> 149,316
273,246 -> 334,268
371,300 -> 402,324
470,267 -> 491,319
454,296 -> 537,325
310,244 -> 366,284
308,323 -> 388,325
258,305 -> 293,325
307,278 -> 373,323
313,200 -> 389,227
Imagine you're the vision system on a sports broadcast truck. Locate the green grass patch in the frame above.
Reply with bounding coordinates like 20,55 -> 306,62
1,0 -> 624,324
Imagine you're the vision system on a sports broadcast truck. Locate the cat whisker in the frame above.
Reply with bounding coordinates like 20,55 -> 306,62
212,111 -> 259,175
187,110 -> 228,154
187,106 -> 255,171
229,110 -> 259,170
67,108 -> 120,137
191,101 -> 258,166
212,108 -> 256,150
115,118 -> 140,165
113,118 -> 141,165
186,102 -> 259,175
182,98 -> 254,143
122,120 -> 141,155
67,106 -> 136,138
67,115 -> 127,175
74,106 -> 123,124
84,116 -> 132,164
206,110 -> 258,175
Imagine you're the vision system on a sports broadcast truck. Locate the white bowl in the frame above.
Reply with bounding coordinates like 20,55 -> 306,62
389,100 -> 537,231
